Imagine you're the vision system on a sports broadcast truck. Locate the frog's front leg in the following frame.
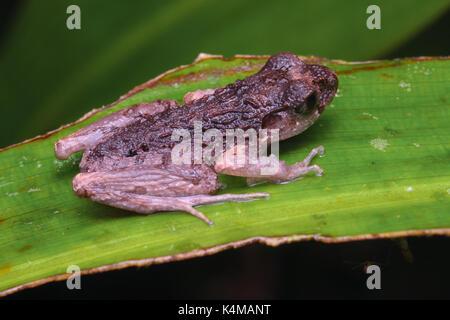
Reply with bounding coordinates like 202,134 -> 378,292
72,164 -> 268,225
214,145 -> 324,185
54,100 -> 178,160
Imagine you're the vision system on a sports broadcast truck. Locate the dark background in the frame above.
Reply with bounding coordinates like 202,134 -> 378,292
4,236 -> 450,299
1,1 -> 449,299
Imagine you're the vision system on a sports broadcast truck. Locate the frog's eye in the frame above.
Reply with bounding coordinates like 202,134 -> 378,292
294,92 -> 317,114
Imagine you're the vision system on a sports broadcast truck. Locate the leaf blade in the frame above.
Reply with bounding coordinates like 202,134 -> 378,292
0,55 -> 449,295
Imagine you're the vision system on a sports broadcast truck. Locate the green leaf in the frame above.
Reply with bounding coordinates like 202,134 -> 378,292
0,54 -> 449,296
1,0 -> 448,147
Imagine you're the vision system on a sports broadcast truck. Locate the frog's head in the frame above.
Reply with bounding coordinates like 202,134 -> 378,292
260,52 -> 338,140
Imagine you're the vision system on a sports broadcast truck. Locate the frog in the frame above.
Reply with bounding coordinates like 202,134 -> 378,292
54,52 -> 338,225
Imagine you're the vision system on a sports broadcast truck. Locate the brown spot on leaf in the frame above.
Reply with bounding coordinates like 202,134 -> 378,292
18,245 -> 33,252
338,63 -> 402,75
0,263 -> 11,275
337,57 -> 449,75
358,114 -> 376,120
27,175 -> 40,181
160,63 -> 263,87
381,73 -> 394,78
384,127 -> 399,136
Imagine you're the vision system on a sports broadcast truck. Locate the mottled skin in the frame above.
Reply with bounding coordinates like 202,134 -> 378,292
55,52 -> 338,225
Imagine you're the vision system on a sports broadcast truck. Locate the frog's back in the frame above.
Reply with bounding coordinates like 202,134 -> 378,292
80,92 -> 264,172
78,52 -> 335,172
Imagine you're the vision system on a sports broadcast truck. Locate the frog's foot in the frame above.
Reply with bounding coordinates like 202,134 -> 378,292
264,145 -> 324,184
182,193 -> 270,225
296,145 -> 325,167
215,145 -> 325,186
72,165 -> 268,225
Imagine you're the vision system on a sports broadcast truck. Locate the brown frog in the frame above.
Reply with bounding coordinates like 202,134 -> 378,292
54,52 -> 338,225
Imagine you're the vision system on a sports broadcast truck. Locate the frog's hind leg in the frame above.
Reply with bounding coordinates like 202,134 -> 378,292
86,192 -> 267,225
101,192 -> 268,225
72,164 -> 268,225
